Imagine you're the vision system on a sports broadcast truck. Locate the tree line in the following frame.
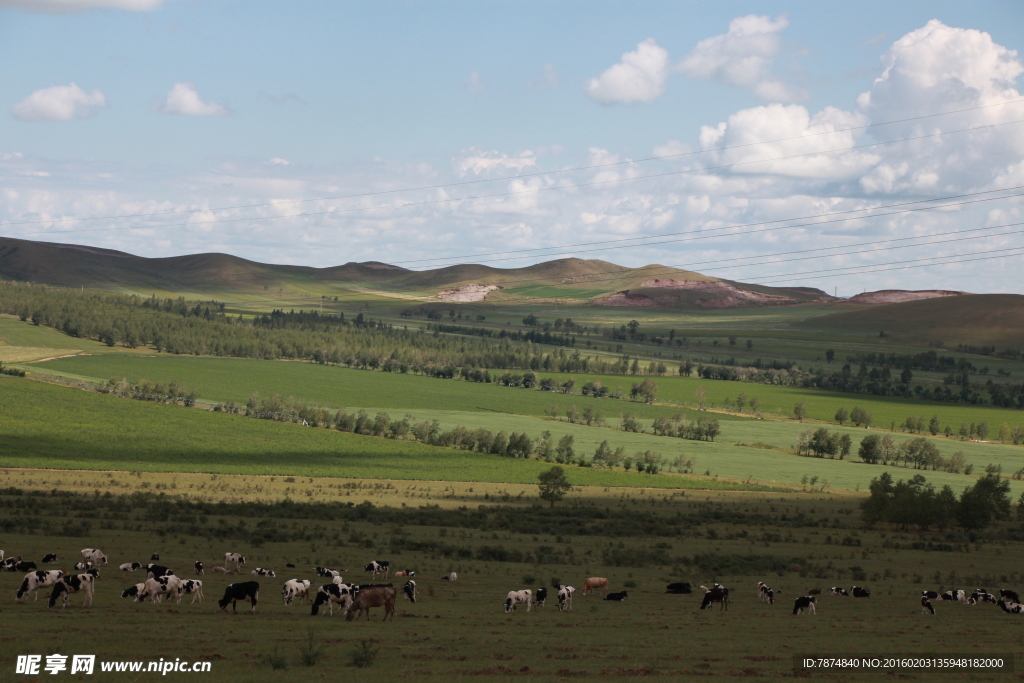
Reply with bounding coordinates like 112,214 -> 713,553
861,470 -> 1012,532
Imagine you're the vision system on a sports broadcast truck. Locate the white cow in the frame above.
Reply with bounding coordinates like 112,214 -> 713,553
251,568 -> 276,578
177,579 -> 204,604
282,579 -> 312,606
80,549 -> 108,565
557,585 -> 575,612
17,570 -> 64,601
225,553 -> 245,571
138,575 -> 183,603
119,562 -> 142,572
504,589 -> 532,613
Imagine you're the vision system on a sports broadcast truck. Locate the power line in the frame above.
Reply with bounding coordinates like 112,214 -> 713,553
5,97 -> 1023,229
4,118 -> 1024,241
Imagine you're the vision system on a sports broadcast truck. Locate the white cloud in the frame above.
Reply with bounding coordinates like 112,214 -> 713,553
270,158 -> 292,166
528,63 -> 561,88
12,83 -> 106,121
679,14 -> 807,102
856,20 -> 1024,194
464,71 -> 487,92
0,0 -> 160,11
1,152 -> 24,160
159,82 -> 229,117
585,38 -> 669,104
453,148 -> 537,177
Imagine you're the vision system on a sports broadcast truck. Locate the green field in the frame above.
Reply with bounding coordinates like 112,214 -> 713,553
22,354 -> 1024,494
0,486 -> 1020,681
0,377 -> 772,491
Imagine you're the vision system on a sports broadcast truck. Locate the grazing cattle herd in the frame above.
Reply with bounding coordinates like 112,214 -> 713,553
5,545 -> 1024,629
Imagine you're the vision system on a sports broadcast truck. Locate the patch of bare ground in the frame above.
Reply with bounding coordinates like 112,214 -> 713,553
845,289 -> 963,305
437,284 -> 503,302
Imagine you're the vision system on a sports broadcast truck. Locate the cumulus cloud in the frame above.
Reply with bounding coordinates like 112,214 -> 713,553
0,0 -> 160,11
270,158 -> 292,166
159,83 -> 230,116
855,20 -> 1024,194
679,14 -> 807,102
12,83 -> 106,121
453,148 -> 537,177
585,38 -> 669,104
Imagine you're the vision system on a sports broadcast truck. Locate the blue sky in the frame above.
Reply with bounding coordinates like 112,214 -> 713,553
2,1 -> 1024,295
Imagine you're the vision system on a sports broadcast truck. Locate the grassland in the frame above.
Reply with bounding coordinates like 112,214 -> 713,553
0,484 -> 1020,682
0,377 -> 771,491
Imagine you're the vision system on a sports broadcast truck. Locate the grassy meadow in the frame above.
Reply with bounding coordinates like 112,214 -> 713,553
0,485 -> 1021,681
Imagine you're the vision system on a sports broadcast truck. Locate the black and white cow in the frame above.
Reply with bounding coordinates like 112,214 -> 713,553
311,583 -> 356,616
282,579 -> 311,606
940,590 -> 964,601
699,585 -> 730,611
17,570 -> 64,601
138,575 -> 183,603
403,580 -> 417,603
604,591 -> 628,601
48,574 -> 95,609
177,579 -> 204,604
120,583 -> 145,600
504,589 -> 532,613
316,566 -> 340,579
666,582 -> 692,594
219,581 -> 259,613
0,556 -> 21,571
998,600 -> 1024,614
922,590 -> 939,600
195,561 -> 204,575
14,561 -> 37,572
251,568 -> 276,578
793,596 -> 817,615
225,553 -> 246,571
146,564 -> 173,579
758,583 -> 776,604
830,587 -> 849,596
42,554 -> 58,564
974,591 -> 998,604
921,596 -> 935,614
535,586 -> 548,607
80,548 -> 108,565
74,561 -> 93,571
120,562 -> 142,572
557,585 -> 575,612
852,586 -> 870,598
394,569 -> 416,578
364,560 -> 390,579
442,572 -> 458,581
1000,589 -> 1020,603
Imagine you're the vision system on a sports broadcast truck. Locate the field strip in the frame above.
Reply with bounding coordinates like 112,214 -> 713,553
0,467 -> 826,507
0,346 -> 82,363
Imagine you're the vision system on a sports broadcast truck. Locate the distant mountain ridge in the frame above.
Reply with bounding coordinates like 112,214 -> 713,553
0,235 -> 834,309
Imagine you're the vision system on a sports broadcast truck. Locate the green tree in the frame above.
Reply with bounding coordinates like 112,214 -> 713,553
834,407 -> 849,425
793,401 -> 807,422
825,349 -> 835,363
749,396 -> 761,414
537,466 -> 572,508
956,472 -> 1011,531
859,434 -> 880,463
555,435 -> 575,464
928,415 -> 940,436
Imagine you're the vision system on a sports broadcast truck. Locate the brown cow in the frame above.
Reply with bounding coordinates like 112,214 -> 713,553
582,577 -> 608,596
346,586 -> 396,622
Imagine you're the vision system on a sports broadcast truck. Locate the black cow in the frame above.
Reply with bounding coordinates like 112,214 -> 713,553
151,554 -> 160,561
922,590 -> 939,600
793,596 -> 816,615
921,596 -> 935,614
666,582 -> 692,594
146,564 -> 173,579
15,561 -> 37,572
1000,589 -> 1020,603
535,586 -> 548,607
218,581 -> 260,613
194,561 -> 204,575
604,591 -> 628,601
852,586 -> 870,598
42,554 -> 58,563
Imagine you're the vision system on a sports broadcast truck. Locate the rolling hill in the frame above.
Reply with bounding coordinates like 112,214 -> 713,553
0,235 -> 833,308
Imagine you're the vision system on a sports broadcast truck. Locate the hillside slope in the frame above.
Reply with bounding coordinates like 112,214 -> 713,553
0,236 -> 833,308
795,294 -> 1024,347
